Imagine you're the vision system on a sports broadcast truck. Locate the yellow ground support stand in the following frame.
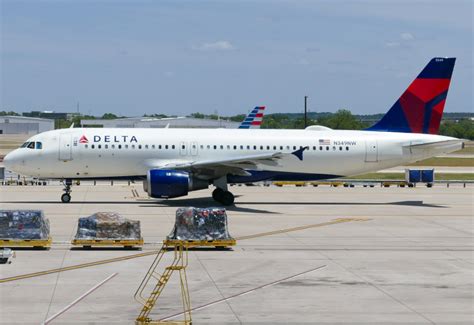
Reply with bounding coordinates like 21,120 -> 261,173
134,242 -> 192,325
310,181 -> 344,187
71,238 -> 144,248
273,181 -> 307,187
163,239 -> 236,249
0,237 -> 52,248
382,181 -> 408,187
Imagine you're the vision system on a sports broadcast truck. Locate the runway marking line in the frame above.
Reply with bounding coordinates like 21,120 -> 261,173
160,265 -> 327,321
235,217 -> 370,240
0,218 -> 369,283
42,272 -> 118,325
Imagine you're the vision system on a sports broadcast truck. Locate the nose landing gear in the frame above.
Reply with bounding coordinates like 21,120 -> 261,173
61,179 -> 72,203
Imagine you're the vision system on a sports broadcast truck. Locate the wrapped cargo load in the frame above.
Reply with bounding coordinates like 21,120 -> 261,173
75,212 -> 141,240
0,210 -> 50,240
167,207 -> 233,241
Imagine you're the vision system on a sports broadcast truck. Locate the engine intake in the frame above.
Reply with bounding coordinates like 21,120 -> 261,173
144,169 -> 208,198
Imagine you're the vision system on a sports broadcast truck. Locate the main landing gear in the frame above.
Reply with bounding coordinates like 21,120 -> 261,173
61,179 -> 72,203
212,188 -> 234,206
212,176 -> 234,206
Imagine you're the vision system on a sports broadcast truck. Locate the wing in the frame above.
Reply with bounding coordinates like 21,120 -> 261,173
144,147 -> 308,179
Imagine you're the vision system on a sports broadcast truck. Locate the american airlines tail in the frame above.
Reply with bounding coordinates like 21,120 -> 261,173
239,106 -> 265,129
367,57 -> 455,134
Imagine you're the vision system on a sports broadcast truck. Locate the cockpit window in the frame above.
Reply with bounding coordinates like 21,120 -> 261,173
36,142 -> 42,149
21,142 -> 29,148
27,142 -> 35,149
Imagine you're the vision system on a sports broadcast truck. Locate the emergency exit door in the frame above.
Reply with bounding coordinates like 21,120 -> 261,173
365,140 -> 378,162
59,134 -> 73,161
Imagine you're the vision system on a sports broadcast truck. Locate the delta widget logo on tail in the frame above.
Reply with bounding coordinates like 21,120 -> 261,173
79,135 -> 89,144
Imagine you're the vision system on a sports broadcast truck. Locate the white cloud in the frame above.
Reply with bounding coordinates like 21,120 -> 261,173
400,32 -> 415,41
297,58 -> 310,65
193,40 -> 235,51
385,41 -> 400,48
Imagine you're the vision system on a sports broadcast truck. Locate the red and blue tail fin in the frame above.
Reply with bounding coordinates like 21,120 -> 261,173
239,106 -> 265,129
366,57 -> 455,134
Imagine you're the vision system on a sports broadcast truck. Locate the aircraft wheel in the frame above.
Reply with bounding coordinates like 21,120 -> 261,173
220,191 -> 234,206
61,193 -> 71,203
212,188 -> 224,201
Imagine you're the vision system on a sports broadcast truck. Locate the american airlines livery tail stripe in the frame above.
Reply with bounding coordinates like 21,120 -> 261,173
367,57 -> 455,134
239,106 -> 265,128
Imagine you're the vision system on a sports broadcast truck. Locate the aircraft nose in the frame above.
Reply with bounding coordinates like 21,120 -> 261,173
3,150 -> 19,171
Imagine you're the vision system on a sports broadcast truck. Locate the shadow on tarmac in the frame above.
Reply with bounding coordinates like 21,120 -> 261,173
3,199 -> 446,214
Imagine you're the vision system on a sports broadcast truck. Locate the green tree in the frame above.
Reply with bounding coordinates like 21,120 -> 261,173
190,112 -> 205,119
229,114 -> 246,122
317,109 -> 365,130
0,111 -> 20,116
101,113 -> 118,119
439,119 -> 474,140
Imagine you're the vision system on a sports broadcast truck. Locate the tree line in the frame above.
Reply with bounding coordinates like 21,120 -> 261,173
1,110 -> 473,139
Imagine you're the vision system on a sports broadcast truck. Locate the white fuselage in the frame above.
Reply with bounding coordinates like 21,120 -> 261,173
4,128 -> 462,181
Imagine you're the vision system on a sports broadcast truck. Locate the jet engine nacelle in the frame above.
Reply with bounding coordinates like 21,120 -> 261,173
144,169 -> 208,198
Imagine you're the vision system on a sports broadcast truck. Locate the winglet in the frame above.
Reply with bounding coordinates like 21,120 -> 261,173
291,146 -> 309,161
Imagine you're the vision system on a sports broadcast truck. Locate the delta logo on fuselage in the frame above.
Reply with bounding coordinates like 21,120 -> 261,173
92,135 -> 138,143
78,135 -> 139,144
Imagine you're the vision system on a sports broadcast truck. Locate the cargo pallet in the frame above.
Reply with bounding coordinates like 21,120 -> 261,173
135,241 -> 192,325
0,237 -> 52,248
164,238 -> 236,249
71,238 -> 144,248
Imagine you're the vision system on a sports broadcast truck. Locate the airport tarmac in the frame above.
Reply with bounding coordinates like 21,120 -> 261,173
0,184 -> 473,324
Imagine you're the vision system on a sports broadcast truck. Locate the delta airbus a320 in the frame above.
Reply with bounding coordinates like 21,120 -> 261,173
4,58 -> 463,205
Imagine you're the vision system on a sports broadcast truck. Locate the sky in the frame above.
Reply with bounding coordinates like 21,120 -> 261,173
1,0 -> 472,117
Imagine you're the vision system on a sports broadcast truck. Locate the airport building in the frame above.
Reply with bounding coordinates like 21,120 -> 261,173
0,116 -> 55,135
80,116 -> 240,128
22,111 -> 78,120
